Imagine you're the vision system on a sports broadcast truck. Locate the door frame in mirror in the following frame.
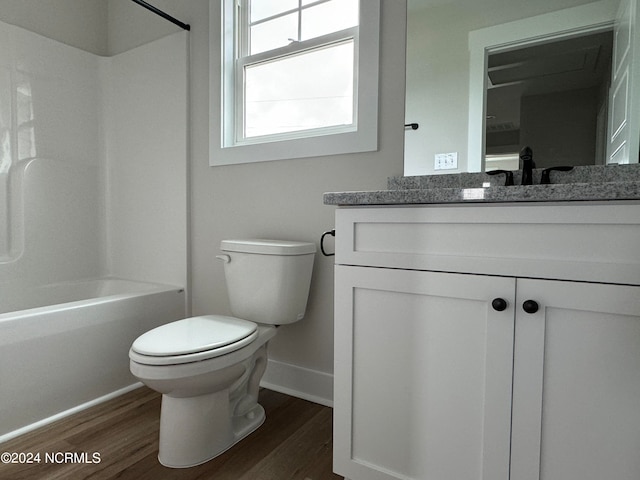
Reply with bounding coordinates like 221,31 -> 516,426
467,1 -> 617,172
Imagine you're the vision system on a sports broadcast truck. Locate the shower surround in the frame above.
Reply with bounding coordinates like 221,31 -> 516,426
0,20 -> 188,440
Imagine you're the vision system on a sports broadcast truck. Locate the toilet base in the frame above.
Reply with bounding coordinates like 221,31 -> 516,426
157,390 -> 266,468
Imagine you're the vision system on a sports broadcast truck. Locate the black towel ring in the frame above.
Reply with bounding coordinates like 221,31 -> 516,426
320,229 -> 335,256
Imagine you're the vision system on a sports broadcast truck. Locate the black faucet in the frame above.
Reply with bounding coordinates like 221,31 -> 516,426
520,146 -> 535,185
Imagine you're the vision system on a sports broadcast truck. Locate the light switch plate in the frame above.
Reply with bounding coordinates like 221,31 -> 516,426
434,152 -> 458,170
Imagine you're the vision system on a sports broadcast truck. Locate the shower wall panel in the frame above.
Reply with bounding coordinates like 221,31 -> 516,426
0,20 -> 104,292
0,21 -> 188,304
101,31 -> 188,289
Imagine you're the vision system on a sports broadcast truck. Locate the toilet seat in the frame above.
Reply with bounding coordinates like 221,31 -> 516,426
130,315 -> 258,366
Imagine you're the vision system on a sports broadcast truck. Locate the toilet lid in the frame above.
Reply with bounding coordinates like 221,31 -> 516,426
131,315 -> 257,357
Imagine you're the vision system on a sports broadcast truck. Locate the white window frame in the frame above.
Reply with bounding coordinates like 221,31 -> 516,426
211,0 -> 380,166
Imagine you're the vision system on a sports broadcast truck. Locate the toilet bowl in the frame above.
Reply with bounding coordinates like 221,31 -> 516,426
129,239 -> 315,468
130,316 -> 277,467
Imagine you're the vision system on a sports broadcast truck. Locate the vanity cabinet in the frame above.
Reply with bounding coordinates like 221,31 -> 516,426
332,204 -> 640,480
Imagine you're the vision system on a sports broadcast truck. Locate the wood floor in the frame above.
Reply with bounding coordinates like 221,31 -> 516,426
0,387 -> 343,480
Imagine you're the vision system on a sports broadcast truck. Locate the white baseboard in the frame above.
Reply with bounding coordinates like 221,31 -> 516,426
260,359 -> 334,408
0,382 -> 143,445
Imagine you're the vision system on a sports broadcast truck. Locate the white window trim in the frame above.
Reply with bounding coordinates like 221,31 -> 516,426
210,0 -> 380,166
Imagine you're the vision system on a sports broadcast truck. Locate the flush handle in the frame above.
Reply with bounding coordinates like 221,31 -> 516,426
215,254 -> 231,263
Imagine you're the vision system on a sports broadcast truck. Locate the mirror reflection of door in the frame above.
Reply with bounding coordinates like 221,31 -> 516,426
485,31 -> 613,171
608,0 -> 640,166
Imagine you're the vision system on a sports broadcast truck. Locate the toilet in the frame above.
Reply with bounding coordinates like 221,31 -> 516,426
129,239 -> 316,468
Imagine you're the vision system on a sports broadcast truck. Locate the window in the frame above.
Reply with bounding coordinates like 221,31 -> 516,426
212,0 -> 380,166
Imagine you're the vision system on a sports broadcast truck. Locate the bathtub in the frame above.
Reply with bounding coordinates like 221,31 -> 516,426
0,278 -> 186,442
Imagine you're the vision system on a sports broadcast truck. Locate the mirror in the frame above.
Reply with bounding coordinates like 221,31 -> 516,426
404,0 -> 639,176
484,31 -> 613,171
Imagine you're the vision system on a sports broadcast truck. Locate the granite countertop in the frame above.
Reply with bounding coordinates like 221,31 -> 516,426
324,164 -> 640,206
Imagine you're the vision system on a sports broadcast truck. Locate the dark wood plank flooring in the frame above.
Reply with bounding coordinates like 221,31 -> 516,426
0,387 -> 342,480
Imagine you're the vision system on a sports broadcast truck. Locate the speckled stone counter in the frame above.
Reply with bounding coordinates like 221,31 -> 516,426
324,164 -> 640,206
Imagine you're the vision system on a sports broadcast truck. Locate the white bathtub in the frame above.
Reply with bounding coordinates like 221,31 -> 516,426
0,278 -> 186,442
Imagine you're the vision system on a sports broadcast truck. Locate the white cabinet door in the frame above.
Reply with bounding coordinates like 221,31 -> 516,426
511,279 -> 640,480
334,265 -> 515,480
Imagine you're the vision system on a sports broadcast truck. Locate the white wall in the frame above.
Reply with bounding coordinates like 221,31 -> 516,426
107,0 -> 407,405
107,0 -> 180,55
404,6 -> 470,175
0,0 -> 108,55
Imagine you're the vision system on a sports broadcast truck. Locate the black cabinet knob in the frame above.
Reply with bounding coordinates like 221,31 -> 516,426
492,298 -> 508,311
522,300 -> 539,314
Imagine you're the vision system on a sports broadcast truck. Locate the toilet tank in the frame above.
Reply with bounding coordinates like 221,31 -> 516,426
219,239 -> 316,325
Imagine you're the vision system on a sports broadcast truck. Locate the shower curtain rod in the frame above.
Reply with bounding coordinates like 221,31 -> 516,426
130,0 -> 191,31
